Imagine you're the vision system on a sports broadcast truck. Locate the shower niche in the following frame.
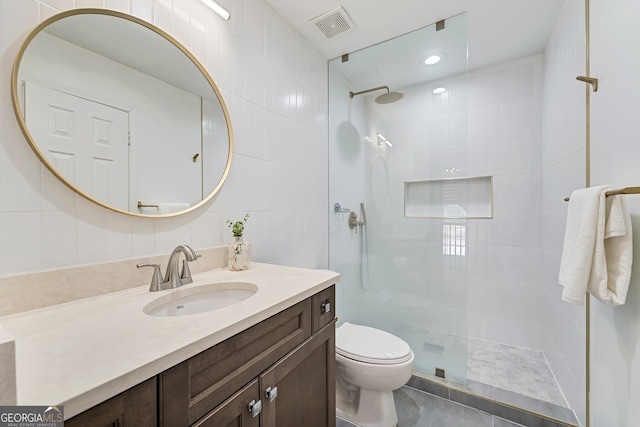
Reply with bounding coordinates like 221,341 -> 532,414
404,176 -> 493,219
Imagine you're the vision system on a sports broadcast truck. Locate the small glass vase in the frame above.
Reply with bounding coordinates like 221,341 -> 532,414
228,236 -> 251,271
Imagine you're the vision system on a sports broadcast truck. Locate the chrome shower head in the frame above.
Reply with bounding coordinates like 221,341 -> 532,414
349,85 -> 404,104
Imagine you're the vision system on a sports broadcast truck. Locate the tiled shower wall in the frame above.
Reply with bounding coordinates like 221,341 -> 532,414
329,54 -> 545,381
327,67 -> 367,323
541,0 -> 586,423
590,0 -> 640,425
0,0 -> 329,277
463,56 -> 544,348
361,55 -> 544,348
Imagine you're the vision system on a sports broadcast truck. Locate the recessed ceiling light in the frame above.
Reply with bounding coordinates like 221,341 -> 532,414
433,87 -> 446,94
423,54 -> 442,65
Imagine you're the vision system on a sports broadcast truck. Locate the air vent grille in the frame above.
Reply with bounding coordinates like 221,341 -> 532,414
310,7 -> 356,39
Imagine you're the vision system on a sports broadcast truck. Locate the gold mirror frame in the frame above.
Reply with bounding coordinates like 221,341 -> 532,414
10,8 -> 234,218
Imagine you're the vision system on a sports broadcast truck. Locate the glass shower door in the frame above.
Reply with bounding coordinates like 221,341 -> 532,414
329,13 -> 469,384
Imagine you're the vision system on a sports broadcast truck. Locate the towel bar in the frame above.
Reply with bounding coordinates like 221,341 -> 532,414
564,186 -> 640,202
137,201 -> 159,209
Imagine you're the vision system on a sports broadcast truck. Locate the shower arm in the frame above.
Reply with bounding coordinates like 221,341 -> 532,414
349,86 -> 389,98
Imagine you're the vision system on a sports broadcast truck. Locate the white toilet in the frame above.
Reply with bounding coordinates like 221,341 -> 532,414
335,322 -> 415,427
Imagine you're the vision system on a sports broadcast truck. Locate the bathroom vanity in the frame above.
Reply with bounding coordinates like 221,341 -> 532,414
0,263 -> 338,427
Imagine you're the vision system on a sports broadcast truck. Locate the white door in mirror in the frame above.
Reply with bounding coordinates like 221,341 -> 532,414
26,80 -> 129,210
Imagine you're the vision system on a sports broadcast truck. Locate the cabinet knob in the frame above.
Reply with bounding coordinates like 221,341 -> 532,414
265,386 -> 278,402
321,302 -> 331,314
248,399 -> 262,417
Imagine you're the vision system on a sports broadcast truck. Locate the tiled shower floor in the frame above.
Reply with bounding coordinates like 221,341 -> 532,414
467,338 -> 568,408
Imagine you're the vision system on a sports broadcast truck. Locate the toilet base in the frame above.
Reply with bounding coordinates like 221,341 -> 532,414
336,387 -> 398,427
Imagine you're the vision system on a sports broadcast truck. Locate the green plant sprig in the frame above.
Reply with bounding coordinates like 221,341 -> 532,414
226,213 -> 250,237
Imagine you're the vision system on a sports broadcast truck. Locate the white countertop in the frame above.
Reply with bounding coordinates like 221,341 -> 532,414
0,262 -> 340,418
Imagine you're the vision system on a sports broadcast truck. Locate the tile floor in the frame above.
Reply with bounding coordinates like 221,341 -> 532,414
336,385 -> 525,427
337,336 -> 578,426
467,339 -> 568,408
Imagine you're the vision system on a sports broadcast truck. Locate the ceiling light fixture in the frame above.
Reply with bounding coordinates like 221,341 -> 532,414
200,0 -> 230,20
423,54 -> 442,65
433,87 -> 446,94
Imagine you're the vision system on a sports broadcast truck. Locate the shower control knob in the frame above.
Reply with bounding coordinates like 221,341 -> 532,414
348,211 -> 359,230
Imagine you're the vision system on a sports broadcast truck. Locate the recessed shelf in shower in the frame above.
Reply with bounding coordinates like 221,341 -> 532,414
404,176 -> 493,219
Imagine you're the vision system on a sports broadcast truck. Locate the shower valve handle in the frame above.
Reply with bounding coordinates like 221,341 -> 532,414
349,211 -> 359,231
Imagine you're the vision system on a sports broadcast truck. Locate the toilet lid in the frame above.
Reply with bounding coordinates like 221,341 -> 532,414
336,322 -> 413,365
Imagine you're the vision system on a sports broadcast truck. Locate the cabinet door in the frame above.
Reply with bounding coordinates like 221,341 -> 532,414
192,379 -> 261,427
160,299 -> 311,426
64,378 -> 156,427
260,321 -> 336,427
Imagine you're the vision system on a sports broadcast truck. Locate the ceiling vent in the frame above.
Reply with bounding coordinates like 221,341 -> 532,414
309,7 -> 356,39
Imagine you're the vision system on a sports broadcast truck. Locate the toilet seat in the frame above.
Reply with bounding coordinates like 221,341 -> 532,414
336,322 -> 412,365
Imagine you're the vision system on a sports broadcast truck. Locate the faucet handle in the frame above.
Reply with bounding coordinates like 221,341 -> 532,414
180,260 -> 193,284
180,253 -> 201,285
137,263 -> 165,291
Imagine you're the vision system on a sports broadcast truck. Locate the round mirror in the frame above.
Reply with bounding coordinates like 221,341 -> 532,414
10,9 -> 233,217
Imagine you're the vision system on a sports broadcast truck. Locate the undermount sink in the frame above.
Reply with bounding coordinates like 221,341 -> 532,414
143,282 -> 258,317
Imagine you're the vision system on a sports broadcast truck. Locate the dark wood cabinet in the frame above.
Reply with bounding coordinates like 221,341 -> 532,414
312,285 -> 335,333
159,298 -> 313,426
66,285 -> 336,427
162,285 -> 336,427
65,377 -> 156,427
192,379 -> 261,427
260,322 -> 335,427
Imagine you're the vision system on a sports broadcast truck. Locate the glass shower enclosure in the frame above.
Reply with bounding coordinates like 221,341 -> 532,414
329,14 -> 471,383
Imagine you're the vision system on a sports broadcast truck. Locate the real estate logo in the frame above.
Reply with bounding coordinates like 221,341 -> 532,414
0,406 -> 63,427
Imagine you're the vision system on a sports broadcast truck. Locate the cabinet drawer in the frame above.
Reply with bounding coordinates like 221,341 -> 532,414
312,285 -> 335,333
192,378 -> 260,427
160,298 -> 312,426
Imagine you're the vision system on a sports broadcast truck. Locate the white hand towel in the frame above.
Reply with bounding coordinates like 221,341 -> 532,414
559,186 -> 633,306
559,186 -> 606,305
588,194 -> 633,305
157,202 -> 190,214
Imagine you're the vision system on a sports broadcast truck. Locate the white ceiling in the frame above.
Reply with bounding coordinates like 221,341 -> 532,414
265,0 -> 565,69
331,13 -> 470,93
44,13 -> 214,98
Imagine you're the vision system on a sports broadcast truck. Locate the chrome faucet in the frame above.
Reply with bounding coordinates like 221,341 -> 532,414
137,244 -> 199,292
165,245 -> 199,289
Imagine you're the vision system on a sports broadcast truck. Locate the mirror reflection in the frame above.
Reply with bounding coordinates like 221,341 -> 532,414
11,9 -> 233,216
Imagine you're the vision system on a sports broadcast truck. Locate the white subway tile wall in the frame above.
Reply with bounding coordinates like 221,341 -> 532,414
541,0 -> 586,424
0,0 -> 329,275
590,0 -> 640,425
